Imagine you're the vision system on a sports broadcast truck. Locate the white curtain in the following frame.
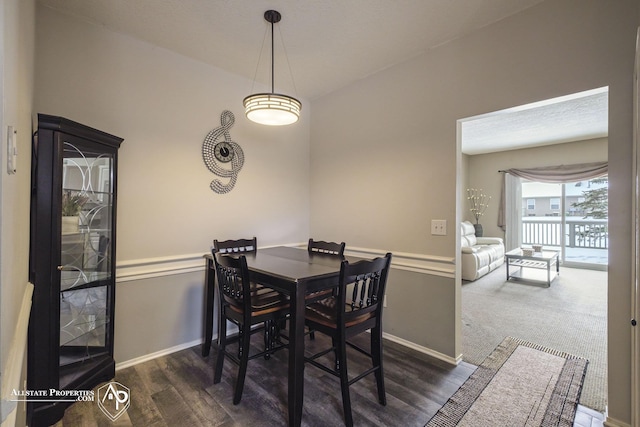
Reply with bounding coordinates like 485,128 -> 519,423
504,173 -> 521,251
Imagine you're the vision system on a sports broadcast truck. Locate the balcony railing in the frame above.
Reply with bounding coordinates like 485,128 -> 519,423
522,218 -> 608,249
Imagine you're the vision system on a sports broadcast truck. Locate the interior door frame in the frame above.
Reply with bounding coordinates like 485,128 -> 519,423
631,25 -> 639,427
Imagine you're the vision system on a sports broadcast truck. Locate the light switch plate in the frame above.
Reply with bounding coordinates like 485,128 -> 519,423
431,219 -> 447,235
7,125 -> 17,175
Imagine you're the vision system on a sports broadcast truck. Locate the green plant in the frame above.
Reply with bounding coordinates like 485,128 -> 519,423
61,190 -> 88,216
571,177 -> 608,219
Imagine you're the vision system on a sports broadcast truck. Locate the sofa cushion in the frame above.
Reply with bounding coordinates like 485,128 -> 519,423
476,237 -> 504,246
461,221 -> 477,247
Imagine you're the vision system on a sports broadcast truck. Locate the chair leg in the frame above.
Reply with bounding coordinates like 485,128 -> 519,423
337,335 -> 353,427
214,315 -> 227,384
371,326 -> 386,405
264,316 -> 286,359
238,324 -> 244,359
233,321 -> 252,405
264,320 -> 273,360
278,317 -> 287,332
332,337 -> 340,371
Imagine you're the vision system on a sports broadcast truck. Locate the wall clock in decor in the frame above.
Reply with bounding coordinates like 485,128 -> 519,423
202,110 -> 244,194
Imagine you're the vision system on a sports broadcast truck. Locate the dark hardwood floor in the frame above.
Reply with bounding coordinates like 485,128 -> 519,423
54,332 -> 475,426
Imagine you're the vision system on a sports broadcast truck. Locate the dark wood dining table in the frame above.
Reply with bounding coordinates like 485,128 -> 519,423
202,245 -> 359,426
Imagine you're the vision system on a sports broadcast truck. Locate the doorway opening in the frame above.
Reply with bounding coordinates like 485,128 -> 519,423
458,86 -> 609,414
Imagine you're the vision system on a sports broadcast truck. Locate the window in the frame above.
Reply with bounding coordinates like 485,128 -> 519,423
527,199 -> 535,210
520,175 -> 608,268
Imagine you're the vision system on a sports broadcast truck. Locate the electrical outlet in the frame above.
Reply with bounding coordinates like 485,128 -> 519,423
431,219 -> 447,236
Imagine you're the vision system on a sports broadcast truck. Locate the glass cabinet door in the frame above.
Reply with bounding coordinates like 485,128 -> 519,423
59,140 -> 114,368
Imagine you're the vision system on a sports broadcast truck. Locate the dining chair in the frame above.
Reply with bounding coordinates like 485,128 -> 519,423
306,238 -> 346,304
304,253 -> 392,427
212,252 -> 289,405
213,237 -> 294,347
213,237 -> 257,254
305,239 -> 347,340
307,238 -> 346,256
213,236 -> 285,339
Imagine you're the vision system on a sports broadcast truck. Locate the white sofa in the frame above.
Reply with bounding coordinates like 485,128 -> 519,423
461,221 -> 505,281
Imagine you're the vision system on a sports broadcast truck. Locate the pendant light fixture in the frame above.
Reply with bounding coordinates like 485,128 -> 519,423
244,10 -> 301,126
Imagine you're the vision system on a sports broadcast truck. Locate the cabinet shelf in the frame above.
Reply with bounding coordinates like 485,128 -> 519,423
60,316 -> 108,347
60,270 -> 110,292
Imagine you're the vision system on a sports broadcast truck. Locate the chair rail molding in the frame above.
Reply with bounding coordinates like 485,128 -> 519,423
115,244 -> 456,284
116,253 -> 205,282
344,246 -> 455,278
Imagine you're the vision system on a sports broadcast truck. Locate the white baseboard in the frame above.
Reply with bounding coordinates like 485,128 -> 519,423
115,330 -> 458,377
382,332 -> 460,366
604,415 -> 631,427
115,338 -> 203,371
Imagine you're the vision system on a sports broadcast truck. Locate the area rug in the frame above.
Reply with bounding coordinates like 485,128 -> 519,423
426,337 -> 588,427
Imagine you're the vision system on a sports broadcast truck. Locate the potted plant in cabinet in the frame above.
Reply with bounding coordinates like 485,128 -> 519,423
61,190 -> 87,234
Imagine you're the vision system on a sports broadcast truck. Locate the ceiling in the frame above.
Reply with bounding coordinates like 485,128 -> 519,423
37,0 -> 606,153
460,87 -> 609,155
38,0 -> 544,100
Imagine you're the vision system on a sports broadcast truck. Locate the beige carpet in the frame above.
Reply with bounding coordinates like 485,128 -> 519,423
461,264 -> 607,413
427,337 -> 587,427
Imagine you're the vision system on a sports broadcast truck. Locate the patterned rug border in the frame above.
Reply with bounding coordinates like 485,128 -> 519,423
425,336 -> 589,427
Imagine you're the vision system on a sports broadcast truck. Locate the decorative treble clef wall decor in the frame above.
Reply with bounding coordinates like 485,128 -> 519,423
202,110 -> 245,194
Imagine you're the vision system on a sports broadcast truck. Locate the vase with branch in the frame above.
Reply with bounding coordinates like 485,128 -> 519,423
467,188 -> 491,237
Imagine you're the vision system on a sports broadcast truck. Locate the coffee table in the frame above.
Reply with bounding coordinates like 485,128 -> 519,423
505,248 -> 560,287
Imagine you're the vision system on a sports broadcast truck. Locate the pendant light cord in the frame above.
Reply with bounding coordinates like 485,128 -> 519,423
248,10 -> 298,98
270,16 -> 275,94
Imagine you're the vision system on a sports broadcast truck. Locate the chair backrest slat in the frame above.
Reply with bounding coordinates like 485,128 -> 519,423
214,237 -> 257,254
308,238 -> 346,256
339,253 -> 392,324
213,252 -> 251,312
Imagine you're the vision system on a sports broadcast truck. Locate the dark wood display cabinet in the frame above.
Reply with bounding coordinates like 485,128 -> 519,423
28,114 -> 123,426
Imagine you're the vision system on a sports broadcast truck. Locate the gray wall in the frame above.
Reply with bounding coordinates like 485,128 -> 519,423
0,0 -> 35,368
0,1 -> 35,426
383,269 -> 457,358
310,1 -> 637,424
